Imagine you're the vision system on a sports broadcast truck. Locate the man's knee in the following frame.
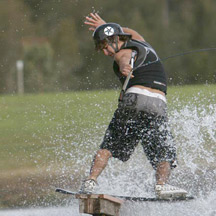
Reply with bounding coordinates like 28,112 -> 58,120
97,149 -> 112,159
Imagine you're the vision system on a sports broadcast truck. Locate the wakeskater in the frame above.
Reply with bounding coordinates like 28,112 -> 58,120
78,12 -> 189,199
57,13 -> 191,200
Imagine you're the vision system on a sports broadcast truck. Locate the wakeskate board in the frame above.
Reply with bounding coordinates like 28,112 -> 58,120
55,188 -> 194,202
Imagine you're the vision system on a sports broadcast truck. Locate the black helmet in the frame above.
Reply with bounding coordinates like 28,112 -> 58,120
93,23 -> 131,50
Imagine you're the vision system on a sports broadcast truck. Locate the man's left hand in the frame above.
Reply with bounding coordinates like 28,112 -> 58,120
84,13 -> 106,31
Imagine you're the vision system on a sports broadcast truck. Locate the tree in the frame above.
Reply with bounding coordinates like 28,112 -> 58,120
23,38 -> 54,92
1,0 -> 216,94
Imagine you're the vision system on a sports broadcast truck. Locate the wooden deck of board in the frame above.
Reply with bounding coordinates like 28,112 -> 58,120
76,194 -> 124,216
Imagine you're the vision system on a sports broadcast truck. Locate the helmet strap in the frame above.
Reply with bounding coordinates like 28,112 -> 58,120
106,36 -> 119,53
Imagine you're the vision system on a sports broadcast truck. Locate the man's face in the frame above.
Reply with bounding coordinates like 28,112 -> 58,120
102,43 -> 116,57
96,37 -> 120,57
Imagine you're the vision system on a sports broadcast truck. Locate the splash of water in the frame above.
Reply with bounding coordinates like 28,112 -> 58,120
40,89 -> 215,215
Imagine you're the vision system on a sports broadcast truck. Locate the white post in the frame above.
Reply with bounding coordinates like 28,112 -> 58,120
16,60 -> 24,95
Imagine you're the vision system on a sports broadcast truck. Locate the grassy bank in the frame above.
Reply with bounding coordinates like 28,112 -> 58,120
0,85 -> 215,208
0,90 -> 118,171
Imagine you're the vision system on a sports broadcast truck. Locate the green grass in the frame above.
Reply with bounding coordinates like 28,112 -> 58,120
168,84 -> 216,107
0,90 -> 119,171
0,85 -> 215,172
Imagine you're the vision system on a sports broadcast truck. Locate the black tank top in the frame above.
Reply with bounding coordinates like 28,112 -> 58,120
113,39 -> 167,94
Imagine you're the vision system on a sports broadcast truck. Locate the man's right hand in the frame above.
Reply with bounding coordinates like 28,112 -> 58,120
84,13 -> 106,31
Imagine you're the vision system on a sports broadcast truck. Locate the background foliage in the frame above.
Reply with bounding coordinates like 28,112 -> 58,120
0,0 -> 216,93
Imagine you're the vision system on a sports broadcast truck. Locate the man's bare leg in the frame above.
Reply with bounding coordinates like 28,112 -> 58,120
87,149 -> 112,181
156,161 -> 171,185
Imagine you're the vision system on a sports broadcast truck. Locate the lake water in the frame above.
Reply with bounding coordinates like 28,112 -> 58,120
0,191 -> 215,216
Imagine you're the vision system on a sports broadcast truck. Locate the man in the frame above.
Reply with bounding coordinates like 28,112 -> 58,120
80,13 -> 187,199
